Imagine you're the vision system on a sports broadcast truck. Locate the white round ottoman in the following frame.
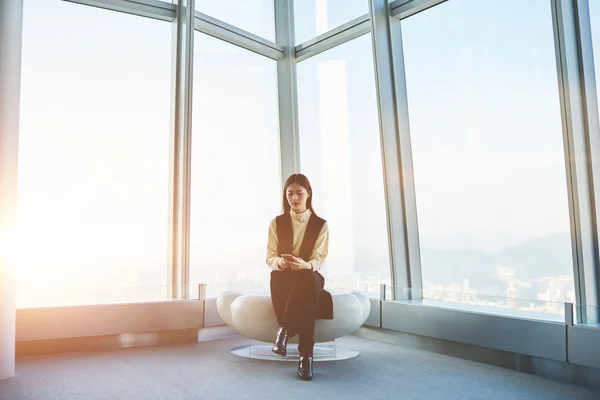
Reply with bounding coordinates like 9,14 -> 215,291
216,290 -> 371,361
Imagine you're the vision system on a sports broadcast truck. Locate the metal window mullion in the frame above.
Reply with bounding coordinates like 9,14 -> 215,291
168,0 -> 194,300
195,12 -> 284,60
63,0 -> 176,21
551,0 -> 600,323
295,15 -> 371,63
389,0 -> 448,20
369,0 -> 422,300
0,0 -> 23,381
275,0 -> 300,182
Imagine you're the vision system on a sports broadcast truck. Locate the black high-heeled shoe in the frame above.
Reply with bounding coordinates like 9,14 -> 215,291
271,327 -> 289,356
297,352 -> 313,381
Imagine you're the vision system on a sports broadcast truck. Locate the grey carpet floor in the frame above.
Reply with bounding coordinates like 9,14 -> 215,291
0,335 -> 598,400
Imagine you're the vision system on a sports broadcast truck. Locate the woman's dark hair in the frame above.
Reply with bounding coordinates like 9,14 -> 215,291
282,173 -> 316,216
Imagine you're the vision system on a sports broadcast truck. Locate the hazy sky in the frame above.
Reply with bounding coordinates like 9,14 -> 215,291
16,0 -> 597,305
403,0 -> 570,247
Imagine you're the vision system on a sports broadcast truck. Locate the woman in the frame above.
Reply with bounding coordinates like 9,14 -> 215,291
266,173 -> 332,381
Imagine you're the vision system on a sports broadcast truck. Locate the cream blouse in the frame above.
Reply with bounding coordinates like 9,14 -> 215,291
266,209 -> 329,272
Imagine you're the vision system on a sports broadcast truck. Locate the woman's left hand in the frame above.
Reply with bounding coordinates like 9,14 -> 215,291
288,256 -> 312,271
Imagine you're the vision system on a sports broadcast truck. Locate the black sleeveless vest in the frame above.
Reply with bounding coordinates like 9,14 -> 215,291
275,212 -> 326,262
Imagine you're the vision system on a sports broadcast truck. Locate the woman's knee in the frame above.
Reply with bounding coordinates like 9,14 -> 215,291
297,269 -> 315,277
295,270 -> 319,284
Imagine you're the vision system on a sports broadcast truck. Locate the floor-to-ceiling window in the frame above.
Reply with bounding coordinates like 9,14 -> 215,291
297,34 -> 391,294
189,33 -> 280,297
17,0 -> 594,313
400,0 -> 574,314
18,0 -> 172,307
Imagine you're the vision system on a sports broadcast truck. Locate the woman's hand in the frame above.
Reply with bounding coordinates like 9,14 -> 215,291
277,257 -> 290,270
288,256 -> 312,271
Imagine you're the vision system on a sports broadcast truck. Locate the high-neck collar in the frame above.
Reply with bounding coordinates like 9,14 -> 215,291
290,208 -> 311,222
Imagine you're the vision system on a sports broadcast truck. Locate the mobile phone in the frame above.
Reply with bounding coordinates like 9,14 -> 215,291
281,254 -> 294,261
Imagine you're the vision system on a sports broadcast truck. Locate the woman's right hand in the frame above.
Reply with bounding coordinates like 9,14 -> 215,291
277,257 -> 289,270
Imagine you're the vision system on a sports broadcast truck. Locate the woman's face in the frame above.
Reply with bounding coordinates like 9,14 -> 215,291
286,183 -> 310,214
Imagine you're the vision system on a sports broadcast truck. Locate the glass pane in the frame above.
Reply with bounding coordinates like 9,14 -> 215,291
190,34 -> 280,297
294,0 -> 369,45
401,0 -> 575,307
196,0 -> 275,41
18,0 -> 172,307
297,34 -> 391,290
